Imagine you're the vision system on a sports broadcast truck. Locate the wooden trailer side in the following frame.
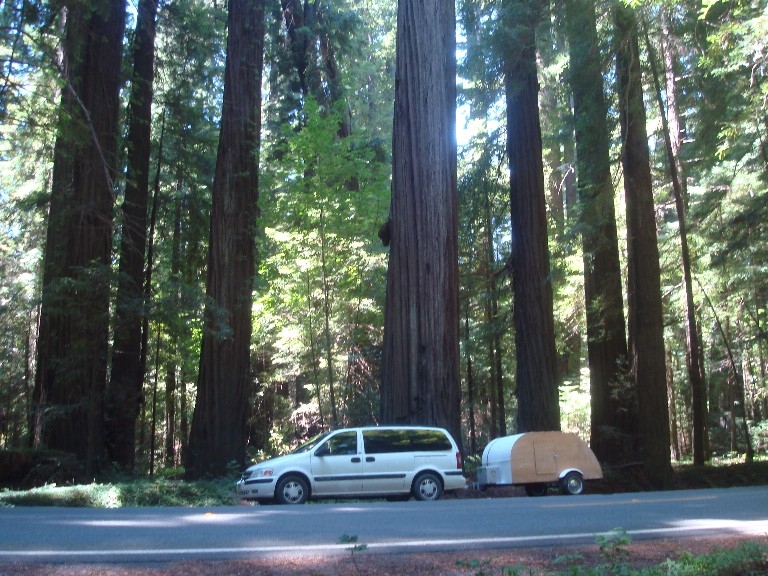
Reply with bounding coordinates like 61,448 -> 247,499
510,431 -> 602,484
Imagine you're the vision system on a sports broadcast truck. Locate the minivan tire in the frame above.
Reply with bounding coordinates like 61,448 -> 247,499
412,472 -> 443,501
275,475 -> 309,504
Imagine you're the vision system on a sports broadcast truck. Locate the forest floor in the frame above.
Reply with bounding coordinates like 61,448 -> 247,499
1,461 -> 767,576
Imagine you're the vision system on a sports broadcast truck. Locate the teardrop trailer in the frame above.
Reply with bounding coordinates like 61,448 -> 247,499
476,431 -> 603,496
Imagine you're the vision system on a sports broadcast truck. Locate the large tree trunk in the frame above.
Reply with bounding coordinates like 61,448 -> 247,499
644,16 -> 709,466
185,0 -> 265,479
106,0 -> 159,471
503,0 -> 560,433
615,3 -> 673,489
33,0 -> 126,476
564,0 -> 633,463
380,0 -> 461,444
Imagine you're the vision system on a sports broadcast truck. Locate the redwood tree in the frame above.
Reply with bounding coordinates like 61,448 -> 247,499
564,0 -> 634,463
106,0 -> 160,471
646,12 -> 708,466
185,0 -> 265,479
502,0 -> 560,432
614,1 -> 673,488
380,0 -> 461,443
33,0 -> 126,475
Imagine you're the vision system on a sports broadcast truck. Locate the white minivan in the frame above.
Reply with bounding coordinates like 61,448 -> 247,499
236,426 -> 466,504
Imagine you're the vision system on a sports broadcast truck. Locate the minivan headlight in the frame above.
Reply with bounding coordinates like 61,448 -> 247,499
240,467 -> 273,482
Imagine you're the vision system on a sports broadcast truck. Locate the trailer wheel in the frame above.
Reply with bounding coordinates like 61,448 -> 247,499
524,483 -> 547,497
561,471 -> 584,495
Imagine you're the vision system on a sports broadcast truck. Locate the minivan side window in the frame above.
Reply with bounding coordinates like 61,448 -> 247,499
319,431 -> 358,456
363,429 -> 452,454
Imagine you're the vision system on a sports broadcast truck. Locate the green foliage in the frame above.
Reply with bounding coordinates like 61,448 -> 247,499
339,533 -> 368,575
255,91 -> 390,434
596,528 -> 632,565
458,540 -> 767,575
659,541 -> 767,576
0,477 -> 236,507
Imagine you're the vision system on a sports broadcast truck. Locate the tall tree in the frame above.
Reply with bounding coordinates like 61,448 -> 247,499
380,0 -> 461,443
614,1 -> 673,488
644,12 -> 708,466
185,0 -> 265,479
563,0 -> 634,463
502,0 -> 560,432
106,0 -> 160,471
33,0 -> 126,475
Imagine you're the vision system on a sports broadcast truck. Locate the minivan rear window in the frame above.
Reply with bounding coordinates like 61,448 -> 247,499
363,429 -> 452,454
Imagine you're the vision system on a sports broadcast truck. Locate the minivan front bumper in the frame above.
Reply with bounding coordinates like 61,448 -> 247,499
236,477 -> 275,500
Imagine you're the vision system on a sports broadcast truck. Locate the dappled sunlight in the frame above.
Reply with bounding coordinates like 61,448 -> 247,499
666,518 -> 768,537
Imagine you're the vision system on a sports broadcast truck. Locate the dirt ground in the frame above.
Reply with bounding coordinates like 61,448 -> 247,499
0,534 -> 765,575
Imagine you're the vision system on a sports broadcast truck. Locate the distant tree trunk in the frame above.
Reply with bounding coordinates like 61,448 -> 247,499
33,0 -> 126,476
185,0 -> 265,479
502,0 -> 560,433
615,3 -> 673,489
281,0 -> 311,96
643,19 -> 709,466
660,11 -> 687,202
564,0 -> 632,463
666,349 -> 681,461
483,195 -> 504,438
319,206 -> 338,428
380,0 -> 461,444
701,293 -> 755,463
164,196 -> 183,467
484,269 -> 499,439
464,308 -> 477,455
149,332 -> 160,476
106,0 -> 159,471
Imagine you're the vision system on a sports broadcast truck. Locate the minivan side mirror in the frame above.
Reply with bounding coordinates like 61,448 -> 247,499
314,444 -> 330,457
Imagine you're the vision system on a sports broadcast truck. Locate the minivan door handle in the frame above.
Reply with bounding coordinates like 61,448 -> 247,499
351,457 -> 361,463
366,457 -> 375,462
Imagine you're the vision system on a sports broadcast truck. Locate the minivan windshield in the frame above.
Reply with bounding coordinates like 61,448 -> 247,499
292,431 -> 331,454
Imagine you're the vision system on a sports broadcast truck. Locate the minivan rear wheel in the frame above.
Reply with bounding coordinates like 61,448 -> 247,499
275,475 -> 309,504
412,472 -> 443,501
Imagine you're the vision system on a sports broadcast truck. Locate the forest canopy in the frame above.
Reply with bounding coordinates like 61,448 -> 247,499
0,0 -> 766,483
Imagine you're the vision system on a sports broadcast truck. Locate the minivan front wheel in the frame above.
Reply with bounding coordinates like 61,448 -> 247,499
275,475 -> 309,504
412,472 -> 443,501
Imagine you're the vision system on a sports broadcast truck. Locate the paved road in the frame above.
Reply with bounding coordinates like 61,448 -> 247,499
0,486 -> 766,563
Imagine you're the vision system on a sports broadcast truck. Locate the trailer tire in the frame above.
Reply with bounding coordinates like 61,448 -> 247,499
524,483 -> 547,497
561,471 -> 584,495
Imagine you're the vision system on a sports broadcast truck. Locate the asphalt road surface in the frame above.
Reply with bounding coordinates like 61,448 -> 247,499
1,486 -> 766,564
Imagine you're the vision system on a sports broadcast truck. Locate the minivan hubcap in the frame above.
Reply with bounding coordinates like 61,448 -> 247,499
284,482 -> 303,502
420,480 -> 437,499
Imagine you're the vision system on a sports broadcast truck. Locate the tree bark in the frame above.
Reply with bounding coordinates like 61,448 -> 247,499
615,2 -> 673,489
380,0 -> 461,445
33,0 -> 126,476
106,0 -> 159,471
644,17 -> 708,465
185,0 -> 265,479
564,0 -> 632,463
503,0 -> 560,433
